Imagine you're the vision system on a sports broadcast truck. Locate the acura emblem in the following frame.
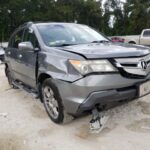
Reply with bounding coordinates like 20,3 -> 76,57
138,59 -> 148,70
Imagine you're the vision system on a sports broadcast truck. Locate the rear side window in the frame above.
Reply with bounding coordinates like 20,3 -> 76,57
143,30 -> 150,37
9,29 -> 24,48
23,28 -> 39,48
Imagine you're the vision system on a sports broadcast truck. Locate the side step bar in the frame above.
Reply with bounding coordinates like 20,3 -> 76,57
12,81 -> 39,99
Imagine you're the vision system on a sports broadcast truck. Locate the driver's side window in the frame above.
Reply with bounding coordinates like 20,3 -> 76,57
23,28 -> 39,48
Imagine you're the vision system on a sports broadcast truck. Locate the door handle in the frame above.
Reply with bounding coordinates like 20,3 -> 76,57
18,54 -> 22,58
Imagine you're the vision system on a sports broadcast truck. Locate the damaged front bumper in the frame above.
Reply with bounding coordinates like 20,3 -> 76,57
54,73 -> 150,115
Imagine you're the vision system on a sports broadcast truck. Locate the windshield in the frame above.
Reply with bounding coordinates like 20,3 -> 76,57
37,23 -> 109,47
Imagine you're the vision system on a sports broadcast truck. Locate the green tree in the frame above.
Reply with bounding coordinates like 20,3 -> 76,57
0,0 -> 149,41
126,0 -> 150,34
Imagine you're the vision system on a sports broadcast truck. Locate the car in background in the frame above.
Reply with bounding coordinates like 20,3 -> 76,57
0,46 -> 5,62
116,29 -> 150,46
111,37 -> 125,43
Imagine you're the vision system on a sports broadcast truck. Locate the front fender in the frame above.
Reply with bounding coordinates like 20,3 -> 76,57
38,50 -> 84,82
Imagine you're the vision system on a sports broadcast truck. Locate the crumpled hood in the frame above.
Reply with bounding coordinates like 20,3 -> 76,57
58,43 -> 150,59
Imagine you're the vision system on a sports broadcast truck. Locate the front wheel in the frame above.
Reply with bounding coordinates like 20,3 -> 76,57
41,79 -> 73,124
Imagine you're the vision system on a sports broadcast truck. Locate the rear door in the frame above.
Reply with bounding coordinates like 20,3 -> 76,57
16,27 -> 39,88
140,30 -> 150,46
5,28 -> 25,80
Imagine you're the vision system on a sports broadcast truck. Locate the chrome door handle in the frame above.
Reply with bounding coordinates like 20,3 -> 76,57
18,54 -> 22,58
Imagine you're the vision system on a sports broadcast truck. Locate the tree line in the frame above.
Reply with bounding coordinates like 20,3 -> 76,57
0,0 -> 149,41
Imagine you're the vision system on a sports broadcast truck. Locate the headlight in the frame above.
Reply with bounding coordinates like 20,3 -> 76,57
69,60 -> 117,75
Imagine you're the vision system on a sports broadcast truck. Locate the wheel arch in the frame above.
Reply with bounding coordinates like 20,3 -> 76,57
37,73 -> 52,84
128,41 -> 136,44
5,63 -> 9,76
5,63 -> 8,69
37,73 -> 52,103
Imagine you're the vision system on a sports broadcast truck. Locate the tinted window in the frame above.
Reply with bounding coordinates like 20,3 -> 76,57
23,28 -> 39,48
143,30 -> 150,37
10,29 -> 24,48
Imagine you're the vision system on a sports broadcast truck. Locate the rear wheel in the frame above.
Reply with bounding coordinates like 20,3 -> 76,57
41,79 -> 73,124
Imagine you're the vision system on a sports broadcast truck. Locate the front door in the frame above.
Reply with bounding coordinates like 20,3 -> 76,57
16,27 -> 39,88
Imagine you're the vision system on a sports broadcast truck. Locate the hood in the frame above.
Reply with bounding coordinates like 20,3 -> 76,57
58,43 -> 150,59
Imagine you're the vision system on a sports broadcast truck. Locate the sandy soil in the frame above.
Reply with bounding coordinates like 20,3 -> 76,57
0,64 -> 150,150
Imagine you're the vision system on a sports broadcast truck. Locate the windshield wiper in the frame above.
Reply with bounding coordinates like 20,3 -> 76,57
91,40 -> 110,43
54,43 -> 77,47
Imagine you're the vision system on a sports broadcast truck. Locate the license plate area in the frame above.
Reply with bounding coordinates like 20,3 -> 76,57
139,81 -> 150,97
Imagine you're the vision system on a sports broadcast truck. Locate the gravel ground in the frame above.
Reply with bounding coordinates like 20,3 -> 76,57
0,63 -> 150,150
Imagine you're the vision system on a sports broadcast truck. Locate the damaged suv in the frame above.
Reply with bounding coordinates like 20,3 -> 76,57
5,22 -> 150,124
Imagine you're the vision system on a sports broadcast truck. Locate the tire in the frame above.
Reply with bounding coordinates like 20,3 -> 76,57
41,79 -> 73,124
6,67 -> 18,89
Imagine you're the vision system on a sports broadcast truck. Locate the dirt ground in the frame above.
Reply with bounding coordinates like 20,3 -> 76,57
0,63 -> 150,150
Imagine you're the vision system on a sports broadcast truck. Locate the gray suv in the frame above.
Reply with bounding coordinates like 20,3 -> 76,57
5,22 -> 150,124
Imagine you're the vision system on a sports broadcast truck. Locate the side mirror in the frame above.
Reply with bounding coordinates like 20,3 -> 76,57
18,42 -> 34,51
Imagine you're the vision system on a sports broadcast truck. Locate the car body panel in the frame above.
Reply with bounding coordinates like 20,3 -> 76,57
16,49 -> 37,88
5,47 -> 21,78
53,73 -> 150,114
57,43 -> 150,59
38,48 -> 84,82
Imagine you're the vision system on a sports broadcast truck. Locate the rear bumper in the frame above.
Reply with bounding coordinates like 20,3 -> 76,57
54,74 -> 150,115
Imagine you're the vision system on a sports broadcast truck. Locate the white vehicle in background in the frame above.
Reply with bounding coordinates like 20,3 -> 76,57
0,47 -> 5,62
1,42 -> 8,48
117,29 -> 150,46
0,42 -> 8,62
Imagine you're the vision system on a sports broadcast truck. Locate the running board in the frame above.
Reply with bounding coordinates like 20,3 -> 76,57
12,81 -> 39,99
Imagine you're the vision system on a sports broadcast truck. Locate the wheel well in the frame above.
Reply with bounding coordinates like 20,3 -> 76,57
128,41 -> 136,44
5,63 -> 8,75
37,73 -> 51,103
38,73 -> 51,84
5,63 -> 8,69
